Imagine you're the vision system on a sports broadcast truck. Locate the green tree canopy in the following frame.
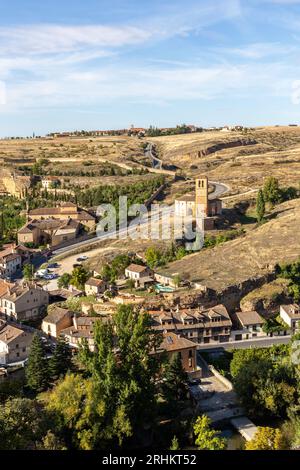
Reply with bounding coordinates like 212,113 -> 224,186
49,337 -> 73,381
25,334 -> 49,392
70,265 -> 89,290
256,189 -> 265,223
194,415 -> 227,450
245,427 -> 284,450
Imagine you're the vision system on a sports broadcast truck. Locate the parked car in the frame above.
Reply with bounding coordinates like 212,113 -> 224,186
48,263 -> 59,269
189,378 -> 201,385
35,269 -> 48,278
43,273 -> 56,280
76,256 -> 88,262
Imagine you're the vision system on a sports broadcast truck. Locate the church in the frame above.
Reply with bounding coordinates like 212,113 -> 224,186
174,176 -> 222,230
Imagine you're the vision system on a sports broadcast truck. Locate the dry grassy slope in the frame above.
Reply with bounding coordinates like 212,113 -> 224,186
151,126 -> 300,194
0,135 -> 144,168
157,198 -> 300,292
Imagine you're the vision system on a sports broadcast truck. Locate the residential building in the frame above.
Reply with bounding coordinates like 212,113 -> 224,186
26,202 -> 96,230
41,307 -> 73,338
85,277 -> 107,296
150,304 -> 232,345
41,176 -> 60,189
0,320 -> 34,364
233,310 -> 265,341
0,246 -> 22,279
125,263 -> 153,288
61,316 -> 101,351
0,282 -> 49,321
280,304 -> 300,330
159,331 -> 198,374
18,218 -> 80,247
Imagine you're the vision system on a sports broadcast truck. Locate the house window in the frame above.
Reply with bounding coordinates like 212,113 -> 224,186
189,358 -> 193,368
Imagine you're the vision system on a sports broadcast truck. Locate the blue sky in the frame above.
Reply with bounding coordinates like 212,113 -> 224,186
1,0 -> 300,136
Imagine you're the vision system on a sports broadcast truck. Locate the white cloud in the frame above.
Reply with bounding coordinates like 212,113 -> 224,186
0,24 -> 152,56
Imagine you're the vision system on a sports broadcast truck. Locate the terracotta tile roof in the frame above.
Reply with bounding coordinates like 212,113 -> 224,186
281,304 -> 300,319
0,323 -> 33,344
85,277 -> 105,287
236,310 -> 265,326
126,263 -> 148,274
0,280 -> 14,297
160,331 -> 197,352
43,307 -> 72,325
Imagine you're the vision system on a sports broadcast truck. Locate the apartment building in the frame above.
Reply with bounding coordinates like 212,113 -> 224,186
0,320 -> 34,365
150,304 -> 232,345
0,282 -> 49,321
0,250 -> 22,279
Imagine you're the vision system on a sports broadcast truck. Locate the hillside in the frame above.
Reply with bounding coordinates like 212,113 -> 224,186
157,198 -> 300,295
151,126 -> 300,195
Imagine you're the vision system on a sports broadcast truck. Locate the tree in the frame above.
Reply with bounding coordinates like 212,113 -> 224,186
77,306 -> 163,449
263,177 -> 281,206
25,334 -> 49,392
48,337 -> 73,381
57,273 -> 71,289
163,352 -> 188,402
70,265 -> 89,290
172,274 -> 181,288
44,307 -> 164,450
39,431 -> 67,450
145,247 -> 162,269
23,263 -> 35,280
245,427 -> 284,450
170,436 -> 180,450
0,398 -> 52,450
194,415 -> 227,450
256,189 -> 265,223
230,347 -> 296,417
125,278 -> 135,292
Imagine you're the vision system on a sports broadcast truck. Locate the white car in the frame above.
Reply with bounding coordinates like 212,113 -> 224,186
76,255 -> 88,262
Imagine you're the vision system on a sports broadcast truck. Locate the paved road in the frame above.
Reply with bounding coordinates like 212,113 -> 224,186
197,335 -> 291,352
209,180 -> 230,199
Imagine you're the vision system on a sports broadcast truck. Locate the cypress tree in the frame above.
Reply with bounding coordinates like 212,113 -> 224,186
49,337 -> 72,381
163,352 -> 188,402
25,334 -> 49,392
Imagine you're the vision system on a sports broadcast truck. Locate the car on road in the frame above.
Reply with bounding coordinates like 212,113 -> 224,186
76,256 -> 89,262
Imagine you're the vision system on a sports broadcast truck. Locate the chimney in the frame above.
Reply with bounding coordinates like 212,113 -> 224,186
73,315 -> 78,330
